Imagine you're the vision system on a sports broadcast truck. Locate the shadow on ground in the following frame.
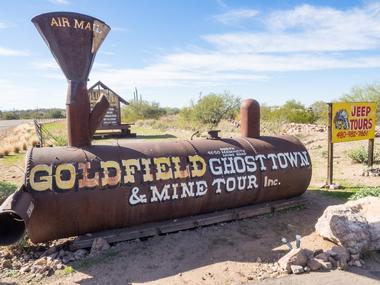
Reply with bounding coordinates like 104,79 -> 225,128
41,190 -> 380,285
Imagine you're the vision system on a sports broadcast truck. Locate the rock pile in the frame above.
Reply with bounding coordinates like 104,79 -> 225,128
0,237 -> 111,280
281,123 -> 327,134
278,245 -> 352,275
362,168 -> 380,177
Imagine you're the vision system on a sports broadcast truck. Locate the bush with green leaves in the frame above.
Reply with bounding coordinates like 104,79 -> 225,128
261,100 -> 317,124
341,83 -> 380,121
346,146 -> 378,164
122,100 -> 167,123
349,188 -> 380,200
185,91 -> 240,128
0,181 -> 17,204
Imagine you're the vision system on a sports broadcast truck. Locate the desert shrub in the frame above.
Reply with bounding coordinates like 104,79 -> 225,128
3,112 -> 20,120
3,146 -> 10,156
186,91 -> 240,128
0,151 -> 3,158
122,100 -> 166,123
347,146 -> 378,163
349,188 -> 380,200
22,142 -> 27,151
261,100 -> 317,124
53,136 -> 67,146
0,181 -> 17,204
309,101 -> 328,124
13,146 -> 20,154
46,109 -> 65,118
341,82 -> 380,121
178,106 -> 199,129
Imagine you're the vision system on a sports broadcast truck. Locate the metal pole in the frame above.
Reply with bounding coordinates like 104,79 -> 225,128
327,103 -> 333,186
368,138 -> 374,168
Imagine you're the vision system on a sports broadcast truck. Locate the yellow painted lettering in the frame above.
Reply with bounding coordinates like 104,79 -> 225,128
55,163 -> 76,190
50,17 -> 59,27
78,162 -> 99,188
61,17 -> 70,27
30,164 -> 52,191
189,155 -> 206,178
141,158 -> 153,182
122,159 -> 140,184
154,157 -> 173,180
171,156 -> 189,179
74,19 -> 84,29
84,21 -> 92,31
101,161 -> 121,187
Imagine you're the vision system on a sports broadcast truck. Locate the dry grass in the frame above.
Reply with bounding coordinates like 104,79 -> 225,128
0,123 -> 38,157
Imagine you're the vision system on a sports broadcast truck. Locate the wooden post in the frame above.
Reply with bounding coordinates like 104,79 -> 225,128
368,138 -> 374,168
327,103 -> 333,186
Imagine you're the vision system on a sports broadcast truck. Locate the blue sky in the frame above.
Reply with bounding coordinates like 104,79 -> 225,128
1,0 -> 380,110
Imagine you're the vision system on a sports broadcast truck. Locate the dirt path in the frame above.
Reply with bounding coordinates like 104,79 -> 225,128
0,120 -> 32,131
250,263 -> 380,285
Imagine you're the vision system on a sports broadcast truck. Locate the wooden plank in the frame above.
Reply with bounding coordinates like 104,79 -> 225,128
97,124 -> 133,130
71,196 -> 307,250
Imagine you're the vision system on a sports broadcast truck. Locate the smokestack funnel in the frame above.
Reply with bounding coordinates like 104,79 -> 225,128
32,12 -> 111,147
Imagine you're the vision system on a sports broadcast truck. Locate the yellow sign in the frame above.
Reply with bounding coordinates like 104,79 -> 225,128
331,102 -> 377,143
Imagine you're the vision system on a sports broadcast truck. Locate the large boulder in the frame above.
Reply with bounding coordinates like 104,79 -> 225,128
315,197 -> 380,254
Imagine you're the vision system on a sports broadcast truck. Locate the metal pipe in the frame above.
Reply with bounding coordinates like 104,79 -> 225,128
31,12 -> 111,147
240,99 -> 260,138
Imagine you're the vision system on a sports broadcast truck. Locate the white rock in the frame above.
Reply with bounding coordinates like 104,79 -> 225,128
315,197 -> 380,254
290,265 -> 304,274
278,248 -> 309,273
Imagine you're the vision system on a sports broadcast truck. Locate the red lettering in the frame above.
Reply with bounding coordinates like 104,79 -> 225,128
352,106 -> 371,117
351,106 -> 356,117
363,119 -> 368,129
365,106 -> 371,116
368,119 -> 373,129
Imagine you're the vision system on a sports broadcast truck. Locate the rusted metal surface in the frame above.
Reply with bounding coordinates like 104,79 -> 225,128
0,12 -> 313,246
32,12 -> 110,147
240,99 -> 260,138
0,134 -> 311,244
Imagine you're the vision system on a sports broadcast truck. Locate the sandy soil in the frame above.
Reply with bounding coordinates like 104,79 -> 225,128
1,191 -> 350,285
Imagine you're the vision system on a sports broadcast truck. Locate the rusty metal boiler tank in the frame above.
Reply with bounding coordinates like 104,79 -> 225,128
0,12 -> 312,245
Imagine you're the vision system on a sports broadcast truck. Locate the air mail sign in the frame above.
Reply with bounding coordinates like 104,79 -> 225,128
332,102 -> 377,143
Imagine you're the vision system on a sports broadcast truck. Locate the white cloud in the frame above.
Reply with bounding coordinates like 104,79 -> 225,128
207,3 -> 380,53
214,9 -> 258,25
0,47 -> 29,56
0,22 -> 8,29
37,3 -> 380,91
50,0 -> 69,5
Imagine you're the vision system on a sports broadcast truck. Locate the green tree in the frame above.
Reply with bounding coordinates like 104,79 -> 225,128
192,91 -> 241,127
341,83 -> 380,121
269,100 -> 316,124
309,101 -> 328,124
122,100 -> 166,122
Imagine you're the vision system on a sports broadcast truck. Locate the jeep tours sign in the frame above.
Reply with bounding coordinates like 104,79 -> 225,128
331,102 -> 377,143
